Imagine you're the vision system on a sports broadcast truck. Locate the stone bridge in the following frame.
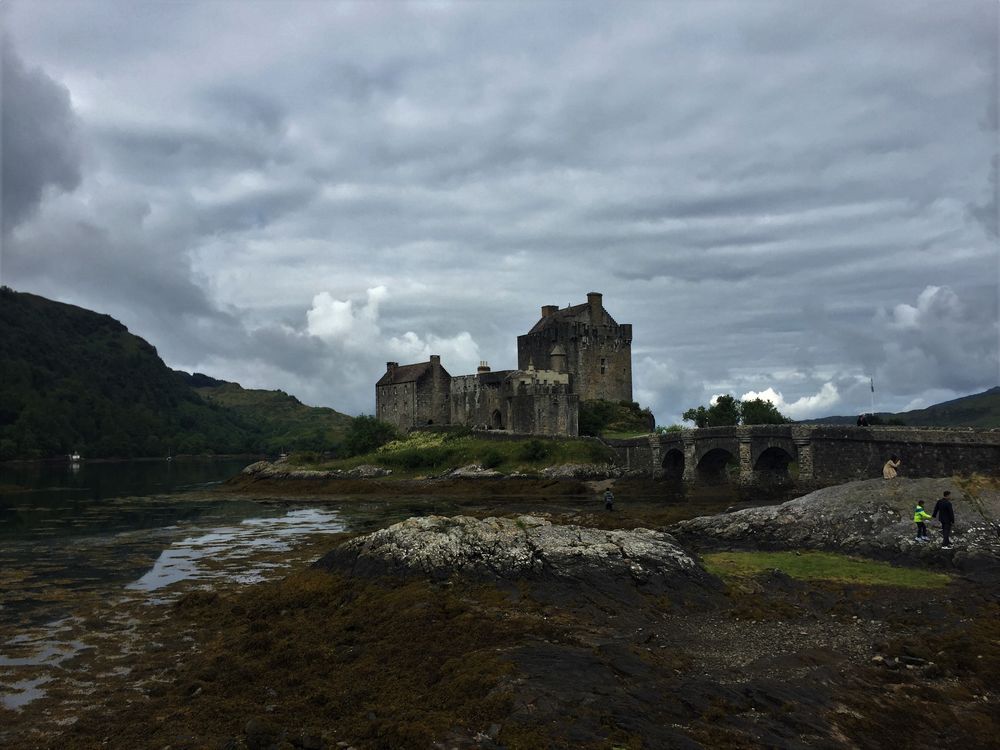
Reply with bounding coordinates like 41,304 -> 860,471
606,425 -> 1000,487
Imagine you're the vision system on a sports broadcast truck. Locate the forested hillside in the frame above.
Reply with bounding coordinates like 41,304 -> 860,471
188,377 -> 353,453
0,288 -> 261,459
0,288 -> 352,459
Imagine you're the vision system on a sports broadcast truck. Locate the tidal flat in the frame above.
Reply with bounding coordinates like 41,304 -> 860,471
2,470 -> 998,749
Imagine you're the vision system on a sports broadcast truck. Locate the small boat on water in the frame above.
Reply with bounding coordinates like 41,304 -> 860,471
69,452 -> 82,463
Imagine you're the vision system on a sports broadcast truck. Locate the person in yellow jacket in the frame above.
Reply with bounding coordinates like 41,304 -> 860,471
913,500 -> 932,542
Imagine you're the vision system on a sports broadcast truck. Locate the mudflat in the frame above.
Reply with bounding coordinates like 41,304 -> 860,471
3,476 -> 998,749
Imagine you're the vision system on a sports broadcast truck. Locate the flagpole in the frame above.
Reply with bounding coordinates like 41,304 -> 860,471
870,376 -> 875,417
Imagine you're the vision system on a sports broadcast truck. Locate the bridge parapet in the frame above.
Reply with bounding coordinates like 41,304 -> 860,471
605,425 -> 1000,486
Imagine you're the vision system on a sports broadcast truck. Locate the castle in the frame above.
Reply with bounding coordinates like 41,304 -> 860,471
375,292 -> 633,436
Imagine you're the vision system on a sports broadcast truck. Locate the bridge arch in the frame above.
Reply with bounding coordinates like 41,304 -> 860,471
661,448 -> 685,480
696,447 -> 737,484
753,446 -> 795,484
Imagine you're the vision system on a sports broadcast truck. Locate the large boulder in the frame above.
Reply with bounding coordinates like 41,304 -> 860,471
674,478 -> 1000,578
314,515 -> 720,600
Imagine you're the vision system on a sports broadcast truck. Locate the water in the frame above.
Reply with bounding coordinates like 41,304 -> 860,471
0,459 -> 351,716
0,460 -> 786,721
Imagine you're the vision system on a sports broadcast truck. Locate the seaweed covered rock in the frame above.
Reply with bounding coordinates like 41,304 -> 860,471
241,460 -> 391,480
315,515 -> 719,598
674,478 -> 1000,578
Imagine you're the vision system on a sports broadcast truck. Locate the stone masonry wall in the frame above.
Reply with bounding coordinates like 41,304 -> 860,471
517,319 -> 632,403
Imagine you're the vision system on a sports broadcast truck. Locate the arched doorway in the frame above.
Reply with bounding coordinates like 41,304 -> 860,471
490,409 -> 504,430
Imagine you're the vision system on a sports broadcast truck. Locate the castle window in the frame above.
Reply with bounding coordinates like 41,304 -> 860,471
600,358 -> 607,374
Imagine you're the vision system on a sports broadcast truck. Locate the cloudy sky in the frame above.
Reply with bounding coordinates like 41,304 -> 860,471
2,0 -> 997,424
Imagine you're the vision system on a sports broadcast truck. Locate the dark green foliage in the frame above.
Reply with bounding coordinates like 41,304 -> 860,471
0,288 -> 261,459
193,381 -> 351,453
684,394 -> 790,427
707,394 -> 741,426
682,406 -> 710,428
741,398 -> 792,425
518,439 -> 550,461
579,399 -> 655,436
584,440 -> 615,463
378,446 -> 457,470
480,448 -> 504,469
343,415 -> 399,457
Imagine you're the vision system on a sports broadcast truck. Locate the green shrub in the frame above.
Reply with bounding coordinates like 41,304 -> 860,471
344,415 -> 399,457
518,439 -> 550,462
379,445 -> 457,471
480,448 -> 504,469
585,441 -> 614,463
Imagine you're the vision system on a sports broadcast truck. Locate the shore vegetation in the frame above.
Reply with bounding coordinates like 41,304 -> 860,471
286,429 -> 615,475
703,550 -> 951,589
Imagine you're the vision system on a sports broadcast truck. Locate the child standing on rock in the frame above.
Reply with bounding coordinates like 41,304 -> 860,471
913,500 -> 932,542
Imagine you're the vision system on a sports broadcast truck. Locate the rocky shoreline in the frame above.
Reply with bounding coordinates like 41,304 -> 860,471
4,475 -> 999,749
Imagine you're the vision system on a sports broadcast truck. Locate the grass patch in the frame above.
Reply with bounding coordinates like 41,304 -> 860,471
702,550 -> 951,589
291,430 -> 616,476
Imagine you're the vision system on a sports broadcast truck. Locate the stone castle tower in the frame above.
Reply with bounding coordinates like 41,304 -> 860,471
517,292 -> 633,403
375,292 -> 631,435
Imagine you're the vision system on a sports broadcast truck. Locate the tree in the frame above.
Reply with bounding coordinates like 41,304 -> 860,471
740,398 -> 791,425
343,415 -> 398,457
681,405 -> 710,428
682,394 -> 790,427
707,394 -> 741,426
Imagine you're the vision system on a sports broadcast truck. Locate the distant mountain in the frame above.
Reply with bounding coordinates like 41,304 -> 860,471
801,387 -> 1000,428
185,377 -> 353,453
0,287 -> 352,460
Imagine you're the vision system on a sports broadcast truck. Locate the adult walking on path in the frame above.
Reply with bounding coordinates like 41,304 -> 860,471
933,491 -> 956,549
882,455 -> 901,479
603,488 -> 615,511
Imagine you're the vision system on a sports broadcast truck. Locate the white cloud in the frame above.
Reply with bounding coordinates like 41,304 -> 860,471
740,383 -> 841,420
305,286 -> 385,346
387,330 -> 481,374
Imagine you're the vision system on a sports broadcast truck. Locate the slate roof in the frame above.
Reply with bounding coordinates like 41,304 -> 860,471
527,303 -> 620,334
376,360 -> 450,387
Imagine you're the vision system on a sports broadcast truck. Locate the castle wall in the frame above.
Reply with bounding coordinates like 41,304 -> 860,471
505,382 -> 579,436
376,381 -> 418,431
414,364 -> 450,427
517,320 -> 632,403
449,374 -> 506,429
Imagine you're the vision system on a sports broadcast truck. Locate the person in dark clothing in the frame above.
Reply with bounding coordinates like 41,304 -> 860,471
933,490 -> 956,549
857,413 -> 870,427
603,488 -> 614,511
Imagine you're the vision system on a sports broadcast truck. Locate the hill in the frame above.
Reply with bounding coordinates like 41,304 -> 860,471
187,378 -> 353,453
0,287 -> 353,460
0,287 -> 263,459
802,387 -> 1000,428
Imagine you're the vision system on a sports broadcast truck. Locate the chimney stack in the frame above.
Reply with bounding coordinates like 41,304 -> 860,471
477,361 -> 491,373
386,361 -> 398,373
429,354 -> 440,365
587,291 -> 602,323
541,305 -> 558,318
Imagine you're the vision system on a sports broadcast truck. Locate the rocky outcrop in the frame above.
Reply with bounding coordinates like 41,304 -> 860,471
674,477 -> 1000,578
315,515 -> 720,598
447,464 -> 503,478
539,463 -> 624,479
241,461 -> 391,480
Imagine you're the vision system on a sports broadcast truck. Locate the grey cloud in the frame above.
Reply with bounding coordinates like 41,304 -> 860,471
1,41 -> 81,233
2,0 -> 997,426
